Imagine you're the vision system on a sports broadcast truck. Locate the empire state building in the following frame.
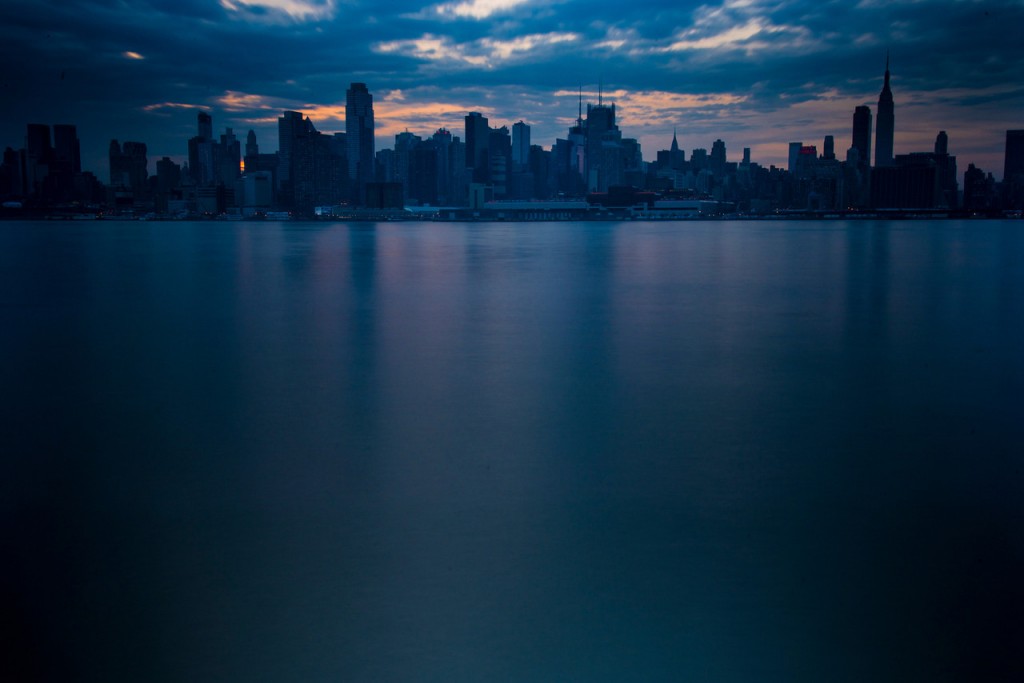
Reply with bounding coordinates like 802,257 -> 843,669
875,54 -> 895,167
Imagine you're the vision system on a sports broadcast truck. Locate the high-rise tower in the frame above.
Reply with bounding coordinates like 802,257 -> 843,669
464,112 -> 490,183
346,82 -> 375,204
874,54 -> 894,167
511,121 -> 530,169
1005,130 -> 1024,181
852,105 -> 872,168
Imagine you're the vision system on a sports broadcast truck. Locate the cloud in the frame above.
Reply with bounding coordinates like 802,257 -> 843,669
217,90 -> 280,111
375,34 -> 490,66
374,31 -> 579,68
142,102 -> 211,112
122,50 -> 145,60
219,0 -> 337,23
415,0 -> 534,20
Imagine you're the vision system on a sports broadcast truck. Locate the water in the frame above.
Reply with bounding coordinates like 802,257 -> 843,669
3,220 -> 1023,681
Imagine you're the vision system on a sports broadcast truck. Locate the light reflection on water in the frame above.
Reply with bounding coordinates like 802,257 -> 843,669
2,220 -> 1023,681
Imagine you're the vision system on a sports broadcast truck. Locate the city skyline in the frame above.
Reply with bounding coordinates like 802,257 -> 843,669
1,0 -> 1021,179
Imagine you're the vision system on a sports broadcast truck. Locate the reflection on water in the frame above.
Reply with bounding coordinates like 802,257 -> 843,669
2,220 -> 1023,681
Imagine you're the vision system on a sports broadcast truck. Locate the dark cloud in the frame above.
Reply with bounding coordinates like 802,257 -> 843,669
1,0 -> 1020,176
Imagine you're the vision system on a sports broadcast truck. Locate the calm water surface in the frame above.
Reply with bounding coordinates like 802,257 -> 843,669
3,220 -> 1023,681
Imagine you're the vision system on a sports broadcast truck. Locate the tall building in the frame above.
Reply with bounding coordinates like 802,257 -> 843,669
1005,130 -> 1024,209
933,131 -> 958,209
852,105 -> 872,168
198,112 -> 212,141
52,125 -> 81,175
511,121 -> 530,168
1005,130 -> 1024,180
464,111 -> 490,184
875,54 -> 895,167
188,111 -> 215,186
346,82 -> 375,204
585,101 -> 621,192
710,139 -> 727,176
109,140 -> 148,196
245,129 -> 258,158
823,135 -> 835,161
488,125 -> 512,198
277,110 -> 304,194
669,129 -> 684,169
25,124 -> 52,198
216,128 -> 241,186
788,142 -> 802,173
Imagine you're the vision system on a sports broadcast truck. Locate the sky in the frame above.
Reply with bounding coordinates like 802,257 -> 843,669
1,0 -> 1021,179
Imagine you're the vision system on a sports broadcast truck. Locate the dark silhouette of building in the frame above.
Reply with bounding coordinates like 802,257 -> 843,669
24,124 -> 52,200
852,105 -> 872,169
670,129 -> 685,169
871,154 -> 940,208
875,54 -> 895,167
408,144 -> 439,205
963,163 -> 997,212
245,129 -> 258,159
364,182 -> 403,209
188,112 -> 215,186
243,129 -> 279,192
933,131 -> 958,208
465,111 -> 490,185
489,125 -> 511,198
1004,130 -> 1024,209
154,156 -> 182,212
278,111 -> 347,214
277,110 -> 305,205
0,147 -> 25,198
823,135 -> 835,161
585,98 -> 621,192
1006,130 -> 1024,179
710,139 -> 727,176
109,139 -> 148,206
788,142 -> 802,173
346,82 -> 375,205
511,120 -> 530,169
198,111 -> 212,140
52,125 -> 81,176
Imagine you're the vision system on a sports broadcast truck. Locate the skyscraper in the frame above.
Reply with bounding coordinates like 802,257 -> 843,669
53,125 -> 81,175
851,105 -> 872,168
511,121 -> 530,168
669,129 -> 684,169
245,129 -> 258,158
278,110 -> 304,191
464,111 -> 490,184
24,124 -> 53,196
198,112 -> 213,141
874,54 -> 894,167
346,82 -> 375,204
189,111 -> 215,185
1005,130 -> 1024,209
585,101 -> 620,192
788,142 -> 802,173
1004,130 -> 1024,180
110,140 -> 148,196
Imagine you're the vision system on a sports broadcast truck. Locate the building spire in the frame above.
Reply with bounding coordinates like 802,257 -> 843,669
884,50 -> 891,87
578,85 -> 583,125
598,78 -> 603,106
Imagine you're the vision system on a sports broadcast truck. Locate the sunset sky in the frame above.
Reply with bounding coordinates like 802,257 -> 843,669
1,0 -> 1021,178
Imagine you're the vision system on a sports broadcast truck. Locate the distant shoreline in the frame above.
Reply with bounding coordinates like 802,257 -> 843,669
2,210 -> 1021,223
